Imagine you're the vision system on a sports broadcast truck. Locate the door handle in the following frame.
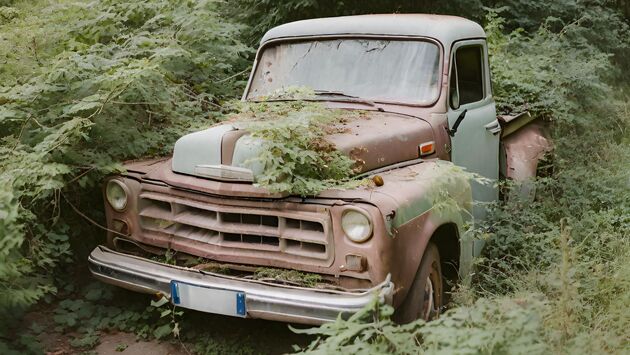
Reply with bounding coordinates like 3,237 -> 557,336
485,120 -> 502,135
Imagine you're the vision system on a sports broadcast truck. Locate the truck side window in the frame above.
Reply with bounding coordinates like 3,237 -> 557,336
451,45 -> 484,106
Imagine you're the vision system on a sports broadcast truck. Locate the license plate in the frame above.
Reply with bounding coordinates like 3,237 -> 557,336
170,280 -> 246,317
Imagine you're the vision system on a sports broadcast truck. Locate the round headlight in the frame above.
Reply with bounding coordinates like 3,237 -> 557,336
106,180 -> 128,211
341,209 -> 373,243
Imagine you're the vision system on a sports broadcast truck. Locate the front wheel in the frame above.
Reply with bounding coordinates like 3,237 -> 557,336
394,242 -> 443,323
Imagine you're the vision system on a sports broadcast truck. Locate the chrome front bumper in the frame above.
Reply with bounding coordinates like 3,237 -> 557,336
88,246 -> 394,325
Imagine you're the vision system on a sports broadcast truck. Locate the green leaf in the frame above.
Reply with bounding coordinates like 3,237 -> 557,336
153,324 -> 172,340
64,94 -> 103,115
160,309 -> 172,318
151,297 -> 169,308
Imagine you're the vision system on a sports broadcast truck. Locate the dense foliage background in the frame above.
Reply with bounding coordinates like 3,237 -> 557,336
0,0 -> 628,353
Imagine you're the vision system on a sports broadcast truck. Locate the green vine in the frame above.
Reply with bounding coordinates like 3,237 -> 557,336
226,98 -> 368,196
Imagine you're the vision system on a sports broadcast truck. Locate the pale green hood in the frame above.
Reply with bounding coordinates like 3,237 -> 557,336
171,124 -> 265,182
171,124 -> 234,173
171,110 -> 435,182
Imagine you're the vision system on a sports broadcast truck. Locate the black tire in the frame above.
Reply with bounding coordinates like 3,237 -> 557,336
394,242 -> 444,324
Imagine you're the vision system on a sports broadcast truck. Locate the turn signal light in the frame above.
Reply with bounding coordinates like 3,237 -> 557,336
340,254 -> 367,272
419,141 -> 435,156
112,219 -> 129,235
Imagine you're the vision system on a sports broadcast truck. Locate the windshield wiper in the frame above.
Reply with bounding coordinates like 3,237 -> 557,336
314,90 -> 360,98
313,90 -> 384,111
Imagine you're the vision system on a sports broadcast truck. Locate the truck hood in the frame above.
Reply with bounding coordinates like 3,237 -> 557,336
170,110 -> 435,183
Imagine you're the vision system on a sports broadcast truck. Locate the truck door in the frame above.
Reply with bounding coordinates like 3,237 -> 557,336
447,40 -> 500,225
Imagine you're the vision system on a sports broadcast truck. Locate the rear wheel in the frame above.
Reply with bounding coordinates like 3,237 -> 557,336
394,242 -> 443,323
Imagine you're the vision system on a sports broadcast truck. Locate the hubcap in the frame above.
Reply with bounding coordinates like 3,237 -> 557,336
423,276 -> 439,320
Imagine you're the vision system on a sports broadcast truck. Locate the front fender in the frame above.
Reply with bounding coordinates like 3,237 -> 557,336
359,160 -> 474,306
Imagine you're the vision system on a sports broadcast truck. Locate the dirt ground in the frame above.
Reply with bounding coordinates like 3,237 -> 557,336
93,332 -> 187,355
37,320 -> 306,355
35,314 -> 308,355
39,330 -> 189,355
24,286 -> 310,355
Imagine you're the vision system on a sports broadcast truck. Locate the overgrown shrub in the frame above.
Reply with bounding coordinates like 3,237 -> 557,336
294,297 -> 550,354
0,0 -> 248,349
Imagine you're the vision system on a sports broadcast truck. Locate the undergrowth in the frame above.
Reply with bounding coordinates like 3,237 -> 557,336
293,297 -> 549,354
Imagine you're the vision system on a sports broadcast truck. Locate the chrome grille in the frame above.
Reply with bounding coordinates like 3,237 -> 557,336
137,192 -> 331,260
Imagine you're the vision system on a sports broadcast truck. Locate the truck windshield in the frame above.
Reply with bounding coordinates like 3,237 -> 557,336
247,39 -> 441,104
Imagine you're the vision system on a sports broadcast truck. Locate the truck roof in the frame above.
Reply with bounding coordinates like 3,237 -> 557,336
260,14 -> 486,49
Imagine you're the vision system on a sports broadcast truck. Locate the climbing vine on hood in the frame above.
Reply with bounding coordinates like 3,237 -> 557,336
225,99 -> 368,196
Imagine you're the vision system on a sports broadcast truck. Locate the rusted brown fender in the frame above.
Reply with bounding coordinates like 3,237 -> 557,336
319,160 -> 473,305
499,112 -> 553,182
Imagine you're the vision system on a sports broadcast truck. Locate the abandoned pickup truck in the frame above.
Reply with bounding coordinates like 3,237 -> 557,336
88,14 -> 551,324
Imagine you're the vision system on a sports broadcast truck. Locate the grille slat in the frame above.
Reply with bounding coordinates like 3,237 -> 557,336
174,211 -> 279,237
138,193 -> 331,261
